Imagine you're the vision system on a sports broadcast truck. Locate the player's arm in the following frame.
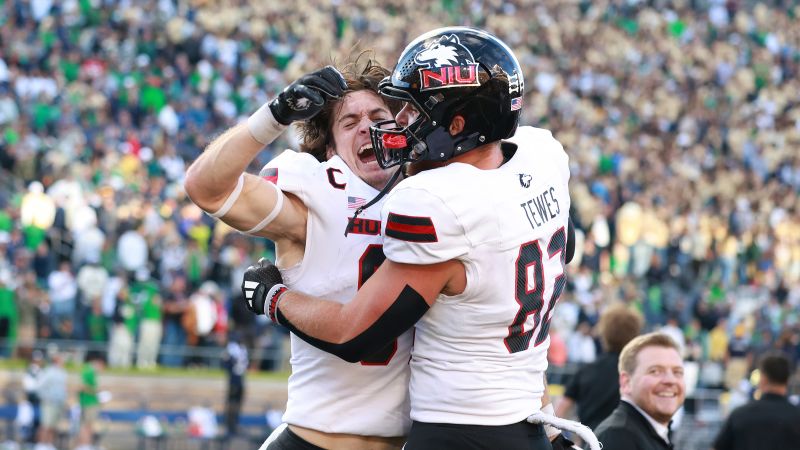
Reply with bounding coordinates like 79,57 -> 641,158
241,257 -> 465,362
184,122 -> 296,238
184,66 -> 347,242
554,396 -> 575,419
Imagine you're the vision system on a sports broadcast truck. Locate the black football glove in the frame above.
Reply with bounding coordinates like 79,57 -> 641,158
268,65 -> 347,125
550,434 -> 582,450
241,258 -> 287,323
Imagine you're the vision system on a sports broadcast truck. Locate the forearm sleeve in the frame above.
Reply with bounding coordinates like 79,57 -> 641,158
277,285 -> 429,363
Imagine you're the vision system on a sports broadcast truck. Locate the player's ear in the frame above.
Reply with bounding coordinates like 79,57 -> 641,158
619,371 -> 632,396
449,115 -> 465,136
326,143 -> 336,159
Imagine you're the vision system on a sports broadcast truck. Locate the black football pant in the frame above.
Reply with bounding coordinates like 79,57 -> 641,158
404,420 -> 550,450
265,426 -> 326,450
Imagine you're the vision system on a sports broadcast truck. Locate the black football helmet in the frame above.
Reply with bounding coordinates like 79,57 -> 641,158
369,27 -> 524,169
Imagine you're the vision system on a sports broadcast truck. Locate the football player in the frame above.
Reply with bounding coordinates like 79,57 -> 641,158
184,56 -> 411,450
242,28 -> 596,449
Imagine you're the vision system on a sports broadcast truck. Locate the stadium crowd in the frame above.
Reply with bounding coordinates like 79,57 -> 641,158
0,0 -> 798,406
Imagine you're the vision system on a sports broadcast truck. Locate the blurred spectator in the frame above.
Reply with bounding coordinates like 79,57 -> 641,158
75,253 -> 108,341
659,315 -> 686,357
108,280 -> 135,369
567,320 -> 597,364
46,260 -> 77,339
187,404 -> 218,440
708,318 -> 730,362
0,273 -> 15,357
160,272 -> 189,367
36,351 -> 67,450
116,222 -> 148,272
222,331 -> 248,439
21,350 -> 44,445
183,281 -> 219,366
76,356 -> 102,450
595,333 -> 686,450
557,304 -> 644,430
133,268 -> 162,370
725,323 -> 752,391
19,182 -> 55,233
712,352 -> 800,450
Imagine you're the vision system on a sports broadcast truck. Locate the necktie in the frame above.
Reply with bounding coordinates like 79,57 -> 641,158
667,420 -> 674,448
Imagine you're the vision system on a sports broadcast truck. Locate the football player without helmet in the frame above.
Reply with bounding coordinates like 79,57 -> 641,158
186,56 -> 412,450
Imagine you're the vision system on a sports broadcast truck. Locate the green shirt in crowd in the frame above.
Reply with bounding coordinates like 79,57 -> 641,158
79,363 -> 99,409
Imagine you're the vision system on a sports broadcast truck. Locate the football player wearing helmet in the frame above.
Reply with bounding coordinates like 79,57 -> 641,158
184,56 -> 411,450
242,27 -> 591,449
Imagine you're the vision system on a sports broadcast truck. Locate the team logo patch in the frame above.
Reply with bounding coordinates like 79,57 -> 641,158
385,213 -> 438,243
519,173 -> 532,188
260,167 -> 278,184
415,34 -> 480,92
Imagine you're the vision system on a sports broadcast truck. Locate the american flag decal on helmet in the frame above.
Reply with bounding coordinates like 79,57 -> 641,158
510,97 -> 523,111
260,167 -> 278,184
385,213 -> 438,243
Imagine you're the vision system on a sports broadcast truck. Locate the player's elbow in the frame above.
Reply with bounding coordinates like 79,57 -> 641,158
183,164 -> 220,211
183,164 -> 205,204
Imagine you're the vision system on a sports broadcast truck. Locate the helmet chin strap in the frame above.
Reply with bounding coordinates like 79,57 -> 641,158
344,165 -> 406,236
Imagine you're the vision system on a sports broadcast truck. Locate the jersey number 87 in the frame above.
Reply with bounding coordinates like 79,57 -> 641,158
504,227 -> 567,353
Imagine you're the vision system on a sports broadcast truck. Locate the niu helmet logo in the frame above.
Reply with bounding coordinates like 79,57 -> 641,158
519,173 -> 532,188
414,35 -> 480,91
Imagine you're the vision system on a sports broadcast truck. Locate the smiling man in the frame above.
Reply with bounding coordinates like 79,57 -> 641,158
594,332 -> 686,450
184,58 -> 410,450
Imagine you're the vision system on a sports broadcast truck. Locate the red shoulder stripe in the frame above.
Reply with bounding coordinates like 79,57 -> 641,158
386,213 -> 438,243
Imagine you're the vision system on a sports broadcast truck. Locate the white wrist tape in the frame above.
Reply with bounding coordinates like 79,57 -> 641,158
247,102 -> 287,145
527,410 -> 603,450
208,174 -> 245,218
242,181 -> 284,234
540,403 -> 560,439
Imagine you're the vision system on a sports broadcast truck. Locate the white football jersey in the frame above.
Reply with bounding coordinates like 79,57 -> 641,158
380,126 -> 571,426
262,150 -> 411,437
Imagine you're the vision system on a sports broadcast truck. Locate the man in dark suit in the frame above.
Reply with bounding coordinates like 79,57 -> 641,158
712,351 -> 800,450
595,332 -> 685,450
556,304 -> 644,430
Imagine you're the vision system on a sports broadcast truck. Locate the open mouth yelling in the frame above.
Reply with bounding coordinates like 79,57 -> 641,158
357,144 -> 377,164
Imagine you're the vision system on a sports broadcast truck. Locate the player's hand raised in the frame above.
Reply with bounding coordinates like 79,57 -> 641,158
268,66 -> 347,125
241,258 -> 287,323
